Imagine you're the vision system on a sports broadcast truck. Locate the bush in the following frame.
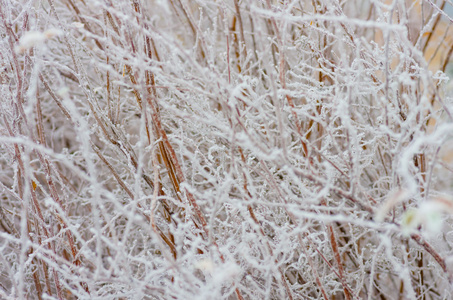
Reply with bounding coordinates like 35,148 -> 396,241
1,0 -> 453,299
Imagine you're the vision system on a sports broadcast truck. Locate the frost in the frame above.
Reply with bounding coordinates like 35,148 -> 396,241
194,258 -> 215,273
1,0 -> 453,299
375,189 -> 410,222
16,31 -> 46,52
433,70 -> 450,85
43,28 -> 63,39
71,22 -> 85,28
15,29 -> 62,53
401,201 -> 446,235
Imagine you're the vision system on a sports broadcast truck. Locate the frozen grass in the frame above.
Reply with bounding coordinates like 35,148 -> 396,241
1,0 -> 453,299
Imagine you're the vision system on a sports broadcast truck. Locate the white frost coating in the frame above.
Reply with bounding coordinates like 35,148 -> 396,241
375,189 -> 410,222
2,0 -> 453,299
15,29 -> 62,53
16,31 -> 46,52
71,22 -> 85,28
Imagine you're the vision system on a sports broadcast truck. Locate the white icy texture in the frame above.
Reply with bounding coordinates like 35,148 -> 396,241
1,0 -> 453,299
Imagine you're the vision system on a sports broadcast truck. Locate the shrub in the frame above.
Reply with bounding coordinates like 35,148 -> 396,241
1,0 -> 453,299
